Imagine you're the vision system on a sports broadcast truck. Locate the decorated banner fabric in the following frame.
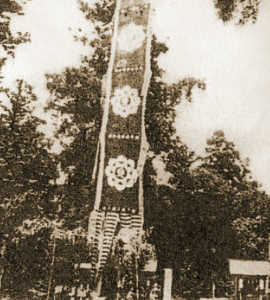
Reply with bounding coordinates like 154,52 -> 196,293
88,0 -> 152,280
95,0 -> 152,213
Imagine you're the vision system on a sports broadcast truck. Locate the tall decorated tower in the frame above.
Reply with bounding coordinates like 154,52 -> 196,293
88,0 -> 154,297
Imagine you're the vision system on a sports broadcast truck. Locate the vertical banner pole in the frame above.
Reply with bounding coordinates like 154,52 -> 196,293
265,276 -> 269,295
163,268 -> 173,300
239,278 -> 243,300
96,275 -> 103,296
212,280 -> 216,300
234,277 -> 238,300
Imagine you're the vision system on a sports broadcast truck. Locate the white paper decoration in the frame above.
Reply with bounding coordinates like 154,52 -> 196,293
105,155 -> 138,191
111,85 -> 140,118
117,23 -> 145,53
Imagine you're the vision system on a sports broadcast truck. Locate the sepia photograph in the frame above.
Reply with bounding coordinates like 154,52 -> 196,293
0,0 -> 270,299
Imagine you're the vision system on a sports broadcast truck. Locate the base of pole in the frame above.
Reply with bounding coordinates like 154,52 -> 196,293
163,268 -> 173,300
90,291 -> 106,300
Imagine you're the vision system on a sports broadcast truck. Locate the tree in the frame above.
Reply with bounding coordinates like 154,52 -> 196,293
0,0 -> 30,61
0,79 -> 58,295
0,80 -> 58,228
213,0 -> 260,24
201,130 -> 270,258
45,59 -> 102,229
178,131 -> 270,296
145,130 -> 270,297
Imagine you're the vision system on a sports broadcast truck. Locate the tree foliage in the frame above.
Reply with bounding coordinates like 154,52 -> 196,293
0,80 -> 58,234
213,0 -> 260,24
0,0 -> 30,60
0,80 -> 58,295
3,227 -> 52,296
148,130 -> 270,297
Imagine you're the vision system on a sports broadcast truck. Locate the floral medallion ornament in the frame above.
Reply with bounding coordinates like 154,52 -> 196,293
117,23 -> 145,53
105,155 -> 138,191
111,85 -> 140,118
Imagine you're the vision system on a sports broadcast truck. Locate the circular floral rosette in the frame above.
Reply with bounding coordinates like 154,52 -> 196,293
105,155 -> 138,191
117,23 -> 145,53
111,85 -> 140,118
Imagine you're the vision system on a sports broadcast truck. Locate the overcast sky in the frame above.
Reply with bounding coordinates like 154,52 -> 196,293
1,0 -> 270,192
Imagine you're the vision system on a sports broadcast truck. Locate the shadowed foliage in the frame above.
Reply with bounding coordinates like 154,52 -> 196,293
213,0 -> 260,24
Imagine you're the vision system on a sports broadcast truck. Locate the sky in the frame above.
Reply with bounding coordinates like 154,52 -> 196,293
1,0 -> 270,192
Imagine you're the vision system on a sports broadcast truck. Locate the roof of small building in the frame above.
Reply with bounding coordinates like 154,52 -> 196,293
229,259 -> 270,276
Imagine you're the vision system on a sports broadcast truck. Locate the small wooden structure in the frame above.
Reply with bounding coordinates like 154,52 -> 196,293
229,259 -> 270,300
140,259 -> 162,300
